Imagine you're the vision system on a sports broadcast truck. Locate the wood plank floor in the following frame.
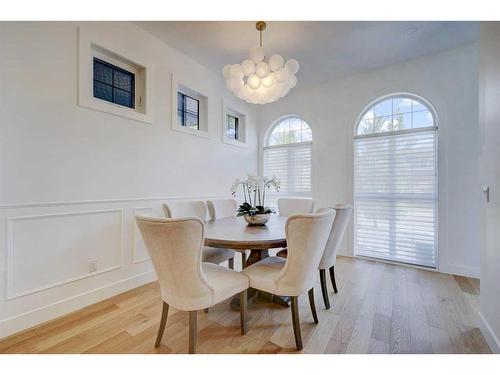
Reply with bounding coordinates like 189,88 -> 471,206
0,257 -> 491,354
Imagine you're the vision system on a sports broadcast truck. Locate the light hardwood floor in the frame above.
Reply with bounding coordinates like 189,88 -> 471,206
0,257 -> 491,354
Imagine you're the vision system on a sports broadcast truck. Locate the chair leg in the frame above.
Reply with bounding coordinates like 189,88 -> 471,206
240,289 -> 248,335
155,301 -> 169,347
308,288 -> 319,324
291,296 -> 303,350
319,269 -> 331,309
228,257 -> 234,270
189,310 -> 197,354
329,266 -> 338,293
241,251 -> 246,269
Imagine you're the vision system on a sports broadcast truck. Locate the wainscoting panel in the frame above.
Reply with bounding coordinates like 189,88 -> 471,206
0,195 -> 227,339
7,209 -> 124,299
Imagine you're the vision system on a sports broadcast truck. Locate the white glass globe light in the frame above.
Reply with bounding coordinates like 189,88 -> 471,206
249,46 -> 265,63
222,23 -> 299,104
230,64 -> 243,78
284,59 -> 300,75
241,59 -> 255,76
269,54 -> 284,72
261,74 -> 274,88
247,74 -> 261,89
274,69 -> 287,83
255,61 -> 270,79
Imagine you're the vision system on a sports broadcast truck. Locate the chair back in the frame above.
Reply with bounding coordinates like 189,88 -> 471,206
317,204 -> 352,269
206,198 -> 238,220
135,215 -> 213,311
163,200 -> 208,222
277,198 -> 315,216
276,209 -> 335,296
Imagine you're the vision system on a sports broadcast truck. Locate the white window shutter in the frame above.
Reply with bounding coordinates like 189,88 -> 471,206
263,142 -> 312,207
354,130 -> 437,268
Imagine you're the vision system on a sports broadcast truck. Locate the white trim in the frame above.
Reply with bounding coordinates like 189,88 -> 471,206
479,312 -> 500,354
0,194 -> 228,210
6,209 -> 124,300
0,270 -> 156,340
170,74 -> 210,139
77,26 -> 153,124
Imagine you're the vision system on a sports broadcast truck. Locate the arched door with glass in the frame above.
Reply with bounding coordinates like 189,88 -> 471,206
354,95 -> 438,268
263,116 -> 312,207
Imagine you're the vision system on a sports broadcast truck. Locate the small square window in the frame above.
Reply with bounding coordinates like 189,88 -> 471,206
177,92 -> 200,130
93,58 -> 135,109
226,114 -> 239,140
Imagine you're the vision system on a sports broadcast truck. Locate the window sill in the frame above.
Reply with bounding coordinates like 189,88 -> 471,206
222,136 -> 247,148
79,96 -> 152,124
171,123 -> 210,139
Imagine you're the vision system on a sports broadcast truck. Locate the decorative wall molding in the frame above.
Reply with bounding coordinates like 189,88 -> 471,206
0,194 -> 228,210
6,209 -> 124,300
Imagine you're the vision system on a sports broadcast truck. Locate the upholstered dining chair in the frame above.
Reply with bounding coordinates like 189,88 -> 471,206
206,198 -> 238,220
135,215 -> 249,354
276,197 -> 315,258
277,197 -> 315,216
243,209 -> 336,350
163,200 -> 236,269
316,205 -> 352,309
206,198 -> 247,269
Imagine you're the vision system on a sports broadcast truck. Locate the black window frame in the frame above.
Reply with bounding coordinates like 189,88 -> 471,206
93,57 -> 135,109
177,92 -> 200,130
226,114 -> 239,140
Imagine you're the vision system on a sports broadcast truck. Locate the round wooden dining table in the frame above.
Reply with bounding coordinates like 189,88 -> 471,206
204,214 -> 290,309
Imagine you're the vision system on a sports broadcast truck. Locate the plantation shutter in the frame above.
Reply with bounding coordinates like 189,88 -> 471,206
263,142 -> 312,207
354,130 -> 437,268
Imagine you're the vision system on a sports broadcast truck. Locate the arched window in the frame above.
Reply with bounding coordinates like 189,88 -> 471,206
354,94 -> 438,268
263,116 -> 312,207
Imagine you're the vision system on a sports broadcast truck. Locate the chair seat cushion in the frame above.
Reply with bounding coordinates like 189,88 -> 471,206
202,262 -> 249,306
202,246 -> 234,264
242,256 -> 286,295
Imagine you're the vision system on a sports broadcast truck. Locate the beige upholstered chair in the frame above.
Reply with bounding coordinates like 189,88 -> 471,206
135,215 -> 249,353
243,209 -> 335,350
316,205 -> 352,309
206,198 -> 247,268
163,200 -> 235,269
206,198 -> 238,220
277,197 -> 315,216
276,197 -> 315,258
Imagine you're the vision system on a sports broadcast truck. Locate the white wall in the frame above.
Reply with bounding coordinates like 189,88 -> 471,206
0,22 -> 259,338
259,44 -> 480,278
478,23 -> 500,354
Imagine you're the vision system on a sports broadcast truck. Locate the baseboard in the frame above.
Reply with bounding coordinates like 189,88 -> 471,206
0,270 -> 156,340
440,263 -> 480,279
479,312 -> 500,354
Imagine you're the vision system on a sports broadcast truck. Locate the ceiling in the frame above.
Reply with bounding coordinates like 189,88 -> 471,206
137,21 -> 479,88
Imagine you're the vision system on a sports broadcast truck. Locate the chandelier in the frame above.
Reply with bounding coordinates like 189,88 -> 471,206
223,21 -> 299,105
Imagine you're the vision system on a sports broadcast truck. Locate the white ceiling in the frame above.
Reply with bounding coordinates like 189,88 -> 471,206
137,21 -> 479,88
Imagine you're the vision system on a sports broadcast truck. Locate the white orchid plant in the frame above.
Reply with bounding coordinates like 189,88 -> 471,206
231,174 -> 280,216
